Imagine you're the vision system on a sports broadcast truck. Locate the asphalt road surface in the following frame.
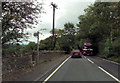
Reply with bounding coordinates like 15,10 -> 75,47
40,56 -> 120,82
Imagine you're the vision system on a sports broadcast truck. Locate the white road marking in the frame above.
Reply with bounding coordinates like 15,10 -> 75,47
102,59 -> 120,65
42,56 -> 71,83
98,66 -> 120,83
87,58 -> 94,64
84,56 -> 86,58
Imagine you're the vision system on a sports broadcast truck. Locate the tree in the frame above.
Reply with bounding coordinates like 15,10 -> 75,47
50,29 -> 64,50
56,35 -> 71,53
39,36 -> 53,50
54,22 -> 77,53
64,22 -> 76,36
2,1 -> 43,44
76,2 -> 120,57
64,22 -> 76,48
50,29 -> 64,38
25,42 -> 37,51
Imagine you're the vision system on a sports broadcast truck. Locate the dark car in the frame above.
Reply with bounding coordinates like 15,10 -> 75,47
71,49 -> 82,58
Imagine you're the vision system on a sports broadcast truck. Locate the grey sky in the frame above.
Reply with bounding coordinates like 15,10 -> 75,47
24,0 -> 95,44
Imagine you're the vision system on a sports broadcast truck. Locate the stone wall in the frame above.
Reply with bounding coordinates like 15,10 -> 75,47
2,51 -> 66,81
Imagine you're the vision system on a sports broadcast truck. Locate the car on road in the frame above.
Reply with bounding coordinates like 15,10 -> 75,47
71,49 -> 82,58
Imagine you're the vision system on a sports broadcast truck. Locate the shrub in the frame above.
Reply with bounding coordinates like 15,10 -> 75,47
112,38 -> 120,57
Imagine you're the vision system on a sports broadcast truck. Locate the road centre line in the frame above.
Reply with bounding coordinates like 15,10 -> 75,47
98,66 -> 120,83
42,56 -> 71,83
87,58 -> 94,64
84,56 -> 86,58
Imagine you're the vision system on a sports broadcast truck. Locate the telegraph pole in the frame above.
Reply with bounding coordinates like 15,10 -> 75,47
51,2 -> 57,50
34,29 -> 45,65
34,31 -> 40,65
37,31 -> 39,65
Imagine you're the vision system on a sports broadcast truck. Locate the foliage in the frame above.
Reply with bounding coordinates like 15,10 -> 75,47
76,2 -> 120,57
104,38 -> 111,57
25,42 -> 37,51
40,22 -> 77,53
2,43 -> 21,56
56,35 -> 71,53
2,1 -> 43,44
39,36 -> 53,50
19,45 -> 26,53
5,2 -> 118,57
37,2 -> 120,58
55,22 -> 77,53
3,42 -> 37,57
50,29 -> 64,38
112,38 -> 120,57
64,22 -> 76,36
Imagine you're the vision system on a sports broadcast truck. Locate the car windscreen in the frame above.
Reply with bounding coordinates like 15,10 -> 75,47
84,46 -> 92,49
73,50 -> 80,52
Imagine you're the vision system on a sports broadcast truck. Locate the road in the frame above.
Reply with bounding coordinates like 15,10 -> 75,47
39,56 -> 120,82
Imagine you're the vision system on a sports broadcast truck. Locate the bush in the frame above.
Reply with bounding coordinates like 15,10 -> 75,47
112,38 -> 120,57
2,44 -> 18,57
104,38 -> 111,56
104,37 -> 114,58
19,45 -> 27,53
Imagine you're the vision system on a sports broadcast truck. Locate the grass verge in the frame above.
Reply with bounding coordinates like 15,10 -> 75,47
98,55 -> 120,63
107,56 -> 120,63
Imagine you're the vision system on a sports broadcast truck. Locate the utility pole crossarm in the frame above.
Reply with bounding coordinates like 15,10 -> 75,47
51,2 -> 58,9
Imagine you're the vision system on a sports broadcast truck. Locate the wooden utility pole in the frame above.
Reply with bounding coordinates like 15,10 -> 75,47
34,31 -> 39,65
37,31 -> 39,65
51,2 -> 57,50
34,29 -> 45,65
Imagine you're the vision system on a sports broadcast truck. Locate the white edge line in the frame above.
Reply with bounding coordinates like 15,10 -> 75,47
42,56 -> 71,83
98,66 -> 120,83
102,59 -> 120,65
87,58 -> 94,64
97,56 -> 120,65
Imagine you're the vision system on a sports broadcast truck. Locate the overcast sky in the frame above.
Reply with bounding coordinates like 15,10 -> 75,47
23,0 -> 95,44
